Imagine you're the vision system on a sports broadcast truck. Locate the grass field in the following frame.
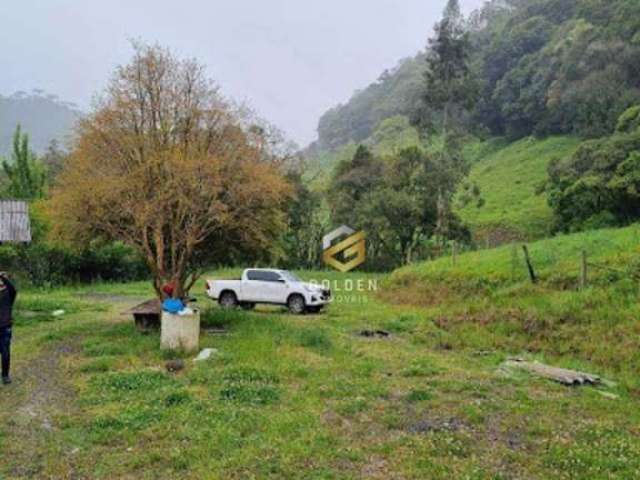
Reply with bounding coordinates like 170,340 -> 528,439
456,136 -> 581,243
1,243 -> 640,478
386,224 -> 640,389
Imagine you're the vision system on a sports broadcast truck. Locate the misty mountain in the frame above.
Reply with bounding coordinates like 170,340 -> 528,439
0,90 -> 81,155
311,0 -> 640,154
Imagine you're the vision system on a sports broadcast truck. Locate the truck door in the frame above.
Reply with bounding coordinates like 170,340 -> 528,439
261,271 -> 289,304
244,270 -> 269,302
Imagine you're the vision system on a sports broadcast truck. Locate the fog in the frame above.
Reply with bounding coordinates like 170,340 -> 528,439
0,0 -> 485,146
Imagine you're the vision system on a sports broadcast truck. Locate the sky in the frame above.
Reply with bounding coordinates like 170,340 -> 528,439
0,0 -> 485,147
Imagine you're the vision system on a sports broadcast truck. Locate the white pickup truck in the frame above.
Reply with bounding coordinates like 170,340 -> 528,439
205,269 -> 331,314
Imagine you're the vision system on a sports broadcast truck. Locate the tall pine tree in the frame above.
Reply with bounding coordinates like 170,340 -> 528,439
2,125 -> 47,200
413,0 -> 478,242
415,0 -> 476,137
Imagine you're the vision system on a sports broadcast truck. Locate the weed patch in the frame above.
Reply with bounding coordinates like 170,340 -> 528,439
401,359 -> 440,378
219,384 -> 280,405
544,427 -> 640,478
405,389 -> 433,403
219,366 -> 281,406
223,366 -> 280,384
383,314 -> 419,334
88,408 -> 161,443
336,398 -> 369,416
83,339 -> 128,357
164,390 -> 192,407
296,327 -> 333,353
201,307 -> 251,329
37,324 -> 91,344
79,356 -> 116,373
91,371 -> 178,399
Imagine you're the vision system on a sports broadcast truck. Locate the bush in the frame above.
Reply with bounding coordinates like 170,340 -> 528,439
547,126 -> 640,232
2,241 -> 148,287
616,105 -> 640,133
72,242 -> 148,283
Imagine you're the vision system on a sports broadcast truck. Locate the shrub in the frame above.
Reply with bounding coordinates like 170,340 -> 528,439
4,240 -> 148,287
547,128 -> 640,231
616,105 -> 640,133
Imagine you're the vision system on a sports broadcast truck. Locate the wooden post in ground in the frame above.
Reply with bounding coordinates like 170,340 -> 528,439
580,250 -> 588,289
452,241 -> 457,266
522,245 -> 537,284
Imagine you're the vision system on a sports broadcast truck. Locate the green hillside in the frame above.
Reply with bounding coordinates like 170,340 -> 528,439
310,0 -> 640,156
456,136 -> 581,244
306,0 -> 640,254
310,135 -> 581,244
384,224 -> 640,388
389,223 -> 640,290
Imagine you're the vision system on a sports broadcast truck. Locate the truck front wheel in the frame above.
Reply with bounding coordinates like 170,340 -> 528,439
219,291 -> 238,309
287,294 -> 306,315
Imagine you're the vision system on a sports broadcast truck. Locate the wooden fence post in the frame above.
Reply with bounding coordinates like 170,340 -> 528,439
452,241 -> 457,266
522,245 -> 537,284
580,250 -> 588,289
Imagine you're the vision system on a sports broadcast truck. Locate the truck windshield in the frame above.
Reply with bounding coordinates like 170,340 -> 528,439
280,271 -> 301,283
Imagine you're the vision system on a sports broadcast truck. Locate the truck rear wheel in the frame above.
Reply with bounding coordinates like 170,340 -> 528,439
287,294 -> 306,315
219,291 -> 238,309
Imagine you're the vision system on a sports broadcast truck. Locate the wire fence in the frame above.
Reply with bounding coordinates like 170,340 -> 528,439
443,238 -> 640,289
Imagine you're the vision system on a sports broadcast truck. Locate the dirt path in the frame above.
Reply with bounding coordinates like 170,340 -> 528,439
1,340 -> 81,479
0,296 -> 144,479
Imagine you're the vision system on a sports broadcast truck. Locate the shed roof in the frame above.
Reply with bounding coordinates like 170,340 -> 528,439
0,201 -> 32,243
127,299 -> 161,315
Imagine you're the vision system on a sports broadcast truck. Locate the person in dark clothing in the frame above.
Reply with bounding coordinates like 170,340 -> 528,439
0,272 -> 17,385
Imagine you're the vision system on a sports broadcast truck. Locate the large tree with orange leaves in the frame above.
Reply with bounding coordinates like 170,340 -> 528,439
49,43 -> 291,297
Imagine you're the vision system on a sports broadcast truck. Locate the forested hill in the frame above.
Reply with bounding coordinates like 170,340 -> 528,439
308,0 -> 640,156
0,91 -> 80,154
313,54 -> 425,152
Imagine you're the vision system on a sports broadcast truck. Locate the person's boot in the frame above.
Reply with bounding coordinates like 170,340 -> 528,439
2,376 -> 11,385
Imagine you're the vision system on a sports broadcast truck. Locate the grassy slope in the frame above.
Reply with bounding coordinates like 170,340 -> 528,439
456,136 -> 581,243
0,260 -> 639,478
386,224 -> 640,389
309,135 -> 580,243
